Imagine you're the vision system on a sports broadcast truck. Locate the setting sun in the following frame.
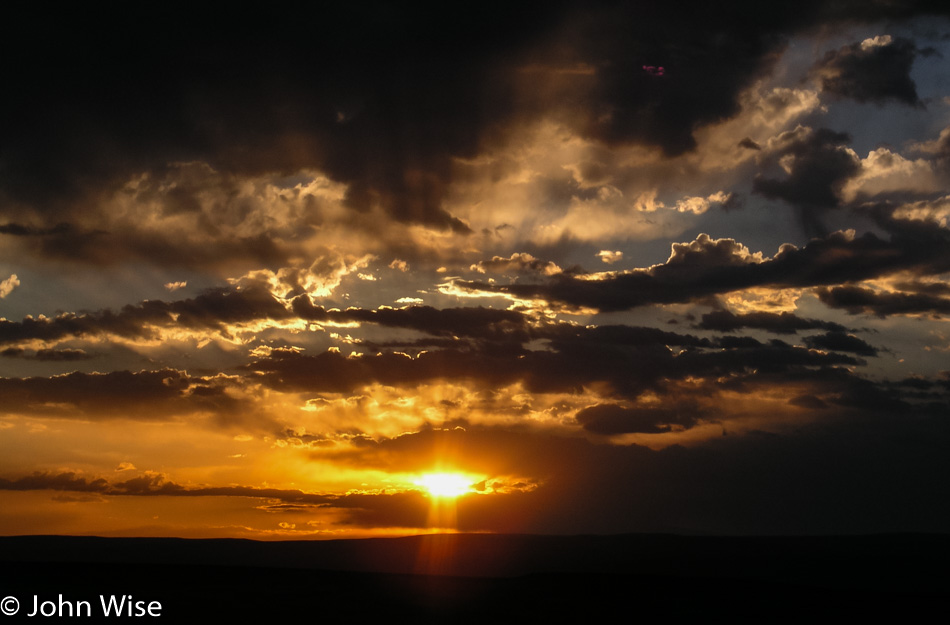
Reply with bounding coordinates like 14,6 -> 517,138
415,473 -> 473,498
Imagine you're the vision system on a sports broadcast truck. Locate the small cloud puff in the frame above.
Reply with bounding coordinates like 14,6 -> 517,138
597,250 -> 624,264
0,274 -> 20,298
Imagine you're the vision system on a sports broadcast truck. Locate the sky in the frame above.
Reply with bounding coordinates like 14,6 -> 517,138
1,1 -> 949,539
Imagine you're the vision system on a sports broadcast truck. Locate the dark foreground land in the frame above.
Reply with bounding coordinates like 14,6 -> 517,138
2,533 -> 948,623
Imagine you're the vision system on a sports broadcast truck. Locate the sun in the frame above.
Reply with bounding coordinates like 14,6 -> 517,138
415,472 -> 473,498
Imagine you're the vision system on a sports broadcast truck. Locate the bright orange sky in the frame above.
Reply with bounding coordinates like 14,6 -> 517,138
2,3 -> 950,539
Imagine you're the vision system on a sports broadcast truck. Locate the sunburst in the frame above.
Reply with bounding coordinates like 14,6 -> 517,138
415,472 -> 473,498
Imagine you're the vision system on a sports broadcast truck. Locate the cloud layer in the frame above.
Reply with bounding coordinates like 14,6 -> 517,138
2,2 -> 949,539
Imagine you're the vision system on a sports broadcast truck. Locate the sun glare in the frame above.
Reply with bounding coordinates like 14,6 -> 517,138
415,473 -> 472,498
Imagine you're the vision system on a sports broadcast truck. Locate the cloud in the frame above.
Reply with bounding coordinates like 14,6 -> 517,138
842,148 -> 942,202
597,250 -> 623,264
911,125 -> 950,164
0,274 -> 18,298
0,347 -> 92,361
739,137 -> 762,150
559,3 -> 812,157
0,369 -> 252,423
575,403 -> 704,435
752,127 -> 860,236
470,253 -> 563,276
245,320 -> 862,403
0,223 -> 77,236
6,4 -> 936,260
0,471 -> 335,504
0,214 -> 287,272
456,224 -> 950,312
892,195 -> 950,228
0,285 -> 292,347
698,310 -> 848,334
292,300 -> 532,342
788,394 -> 828,410
673,192 -> 736,215
690,85 -> 823,174
816,284 -> 950,317
802,331 -> 879,356
811,35 -> 923,106
234,251 -> 374,299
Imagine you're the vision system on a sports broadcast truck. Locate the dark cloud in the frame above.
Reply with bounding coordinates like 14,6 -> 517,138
0,223 -> 79,236
0,471 -> 337,505
897,376 -> 937,390
575,403 -> 703,435
739,137 -> 762,151
352,337 -> 478,354
817,284 -> 950,316
892,280 -> 950,297
322,411 -> 950,534
0,369 -> 247,422
247,325 -> 861,401
541,323 -> 710,349
715,335 -> 765,349
0,347 -> 92,361
0,472 -> 110,493
0,220 -> 287,270
0,5 -> 557,232
0,285 -> 291,346
788,394 -> 829,410
458,234 -> 763,311
812,36 -> 922,106
2,289 -> 709,356
677,338 -> 863,375
717,192 -> 744,212
698,310 -> 848,334
3,2 -> 944,246
245,348 -> 555,395
292,299 -> 532,343
458,226 -> 950,312
753,127 -> 860,236
562,4 -> 792,156
802,331 -> 879,356
539,3 -> 948,160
